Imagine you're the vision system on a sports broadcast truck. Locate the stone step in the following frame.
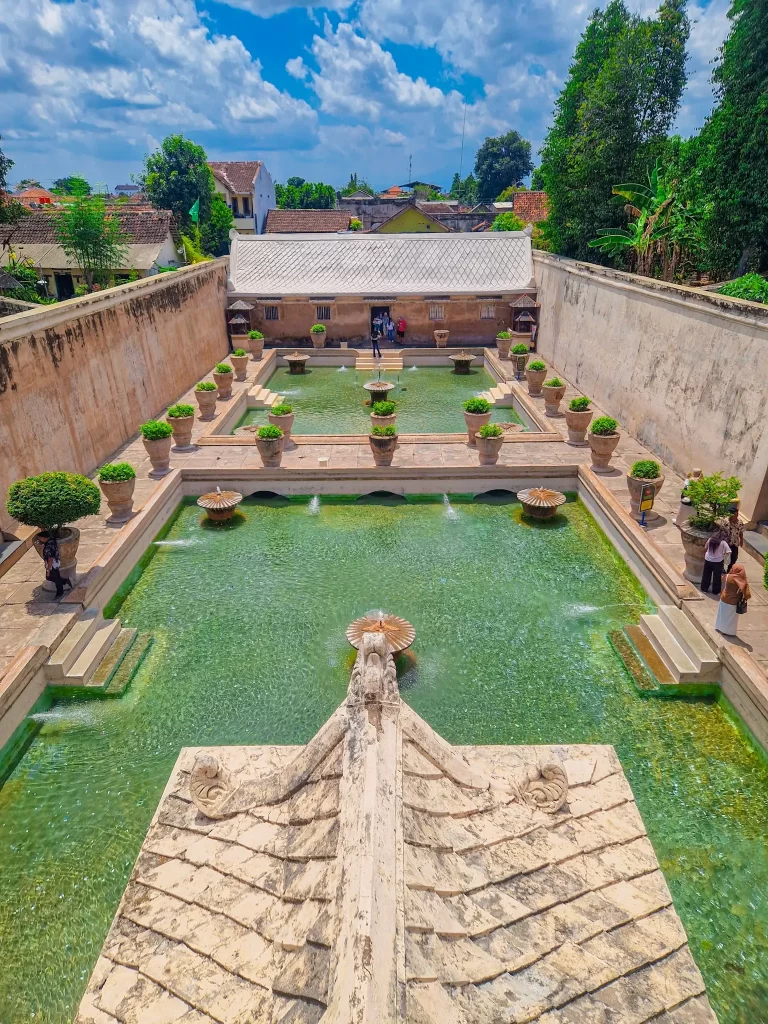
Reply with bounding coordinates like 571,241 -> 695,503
88,628 -> 137,690
657,605 -> 720,680
64,618 -> 122,686
45,608 -> 102,680
639,614 -> 699,682
104,633 -> 153,696
743,530 -> 768,566
623,625 -> 676,686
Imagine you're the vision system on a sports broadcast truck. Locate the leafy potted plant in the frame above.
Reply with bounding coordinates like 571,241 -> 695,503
166,403 -> 196,449
541,377 -> 566,417
463,396 -> 492,446
496,330 -> 512,359
626,460 -> 665,521
370,400 -> 397,431
7,471 -> 101,589
247,329 -> 264,360
255,424 -> 284,467
268,403 -> 294,439
564,396 -> 593,445
231,348 -> 249,381
525,359 -> 547,396
195,381 -> 218,420
511,342 -> 530,377
587,416 -> 620,474
434,329 -> 450,348
140,419 -> 174,477
476,422 -> 504,465
97,462 -> 136,523
369,424 -> 398,466
310,323 -> 327,349
213,362 -> 234,399
679,472 -> 741,582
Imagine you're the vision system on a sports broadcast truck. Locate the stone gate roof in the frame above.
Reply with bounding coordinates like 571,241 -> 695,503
76,631 -> 715,1024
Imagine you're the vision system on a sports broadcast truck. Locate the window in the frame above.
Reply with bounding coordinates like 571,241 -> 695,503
265,306 -> 279,321
316,305 -> 331,321
429,304 -> 445,321
232,197 -> 240,217
480,304 -> 497,320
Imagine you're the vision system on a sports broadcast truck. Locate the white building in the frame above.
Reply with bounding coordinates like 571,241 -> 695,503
208,161 -> 275,235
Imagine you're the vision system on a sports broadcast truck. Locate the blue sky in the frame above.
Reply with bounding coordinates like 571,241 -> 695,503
0,0 -> 730,194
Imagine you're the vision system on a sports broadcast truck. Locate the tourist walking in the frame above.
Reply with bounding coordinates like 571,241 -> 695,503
396,316 -> 406,343
42,533 -> 72,598
371,328 -> 382,359
387,316 -> 395,343
715,563 -> 751,636
725,504 -> 744,570
700,530 -> 730,595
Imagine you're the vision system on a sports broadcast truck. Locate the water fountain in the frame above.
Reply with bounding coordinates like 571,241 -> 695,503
285,351 -> 309,375
517,487 -> 567,519
449,351 -> 477,374
197,486 -> 243,522
362,367 -> 396,406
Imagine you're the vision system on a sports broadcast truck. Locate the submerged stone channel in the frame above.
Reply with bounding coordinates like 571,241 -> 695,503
0,496 -> 766,1022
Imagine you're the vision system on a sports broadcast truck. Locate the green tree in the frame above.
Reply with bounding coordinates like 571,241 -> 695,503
530,168 -> 545,190
140,135 -> 214,228
200,192 -> 234,257
15,178 -> 42,191
496,185 -> 527,202
340,173 -> 374,196
491,212 -> 526,231
275,180 -> 337,209
0,137 -> 29,250
474,131 -> 533,201
286,176 -> 306,187
51,175 -> 91,196
448,173 -> 478,204
55,194 -> 131,291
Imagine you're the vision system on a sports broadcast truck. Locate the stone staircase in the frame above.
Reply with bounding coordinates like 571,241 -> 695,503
249,384 -> 285,408
355,350 -> 403,373
45,608 -> 152,694
620,604 -> 720,688
480,380 -> 515,407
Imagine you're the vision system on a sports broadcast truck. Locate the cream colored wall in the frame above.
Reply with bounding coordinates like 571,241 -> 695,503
533,253 -> 768,521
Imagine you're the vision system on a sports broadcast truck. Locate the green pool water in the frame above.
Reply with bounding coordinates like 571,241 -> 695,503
234,365 -> 525,434
1,496 -> 767,1023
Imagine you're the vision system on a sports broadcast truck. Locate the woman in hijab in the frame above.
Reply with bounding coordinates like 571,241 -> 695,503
715,563 -> 751,636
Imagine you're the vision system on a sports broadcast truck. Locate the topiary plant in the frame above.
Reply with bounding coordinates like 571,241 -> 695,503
544,377 -> 564,388
371,401 -> 397,416
257,424 -> 283,440
140,420 -> 173,440
6,472 -> 101,535
496,330 -> 511,339
98,462 -> 136,482
196,381 -> 217,392
248,330 -> 264,340
371,425 -> 397,437
463,397 -> 491,414
686,472 -> 741,530
167,403 -> 195,419
511,343 -> 529,354
590,416 -> 618,436
478,423 -> 503,438
310,324 -> 326,333
271,403 -> 293,416
215,362 -> 233,374
527,360 -> 546,371
568,396 -> 591,412
630,459 -> 661,480
232,348 -> 247,357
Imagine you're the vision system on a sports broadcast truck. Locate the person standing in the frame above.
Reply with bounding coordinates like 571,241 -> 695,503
715,563 -> 751,635
371,326 -> 382,359
725,504 -> 744,570
387,316 -> 395,343
700,530 -> 730,595
372,313 -> 382,339
42,533 -> 72,598
396,316 -> 406,343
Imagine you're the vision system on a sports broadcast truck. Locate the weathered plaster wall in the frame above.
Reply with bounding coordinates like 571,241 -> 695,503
0,262 -> 228,534
533,252 -> 768,521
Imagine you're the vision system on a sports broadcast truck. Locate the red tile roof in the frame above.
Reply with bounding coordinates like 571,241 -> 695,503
17,187 -> 56,206
265,209 -> 352,233
208,161 -> 263,194
9,209 -> 174,245
512,191 -> 548,223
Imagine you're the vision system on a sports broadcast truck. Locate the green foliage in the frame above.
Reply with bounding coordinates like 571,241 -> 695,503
496,330 -> 512,339
350,218 -> 363,231
478,423 -> 503,438
310,324 -> 326,333
686,472 -> 741,529
590,415 -> 619,435
340,174 -> 374,197
491,212 -> 526,232
141,135 -> 214,228
257,424 -> 283,440
200,192 -> 234,258
527,360 -> 546,371
275,180 -> 336,209
371,401 -> 396,416
568,396 -> 591,411
287,177 -> 305,188
630,459 -> 661,479
718,274 -> 768,304
271,403 -> 293,416
196,381 -> 217,391
1,255 -> 55,304
511,343 -> 529,354
544,378 -> 564,388
55,194 -> 131,290
496,185 -> 527,202
215,363 -> 233,374
180,232 -> 209,265
463,397 -> 491,414
0,137 -> 30,235
6,471 -> 101,532
51,176 -> 91,196
98,462 -> 136,482
448,172 -> 479,205
14,178 -> 42,191
474,131 -> 533,200
167,404 -> 195,419
140,420 -> 173,440
232,348 -> 247,357
371,425 -> 397,437
248,330 -> 264,339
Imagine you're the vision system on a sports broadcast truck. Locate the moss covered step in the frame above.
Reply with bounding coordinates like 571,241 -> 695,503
88,627 -> 137,689
103,633 -> 153,696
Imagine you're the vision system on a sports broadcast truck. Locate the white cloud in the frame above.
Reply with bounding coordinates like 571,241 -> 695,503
286,56 -> 310,79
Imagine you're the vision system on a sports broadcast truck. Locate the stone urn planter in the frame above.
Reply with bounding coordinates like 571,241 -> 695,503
564,403 -> 593,446
370,412 -> 397,431
525,365 -> 547,396
255,428 -> 284,468
541,381 -> 566,417
369,431 -> 398,466
247,331 -> 265,360
195,384 -> 218,420
268,407 -> 295,440
230,334 -> 249,357
231,352 -> 249,381
286,352 -> 309,374
476,430 -> 504,466
310,326 -> 327,349
680,521 -> 713,583
34,527 -> 81,590
463,405 -> 492,447
99,478 -> 135,523
626,466 -> 665,522
496,333 -> 512,359
213,365 -> 234,400
166,405 -> 196,450
143,435 -> 172,477
587,420 -> 621,474
434,330 -> 450,348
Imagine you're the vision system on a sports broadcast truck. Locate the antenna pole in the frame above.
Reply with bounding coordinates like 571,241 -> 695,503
458,101 -> 467,182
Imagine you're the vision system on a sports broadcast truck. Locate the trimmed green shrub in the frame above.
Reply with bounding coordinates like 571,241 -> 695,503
271,403 -> 293,416
167,403 -> 195,419
478,423 -> 503,438
511,343 -> 529,354
371,425 -> 397,437
630,459 -> 661,480
463,397 -> 491,414
215,362 -> 233,374
544,377 -> 564,388
310,324 -> 326,333
257,424 -> 283,440
98,462 -> 136,482
232,348 -> 247,357
248,330 -> 264,339
568,396 -> 591,412
718,273 -> 768,305
196,381 -> 217,392
527,360 -> 546,371
590,416 -> 618,436
6,472 -> 101,533
496,330 -> 511,339
371,401 -> 397,417
140,420 -> 173,440
687,472 -> 741,530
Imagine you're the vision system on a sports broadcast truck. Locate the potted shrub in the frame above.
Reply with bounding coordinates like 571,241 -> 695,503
247,329 -> 264,360
310,323 -> 327,349
255,424 -> 284,467
140,419 -> 174,477
195,381 -> 218,420
231,348 -> 249,381
564,396 -> 593,445
525,359 -> 547,396
496,330 -> 512,359
166,403 -> 196,449
369,424 -> 398,466
541,377 -> 566,417
463,396 -> 492,446
370,400 -> 397,431
511,342 -> 530,378
626,460 -> 665,521
268,403 -> 294,439
7,471 -> 101,589
587,416 -> 620,474
213,362 -> 234,399
434,329 -> 450,348
679,472 -> 741,582
476,423 -> 504,465
98,462 -> 136,523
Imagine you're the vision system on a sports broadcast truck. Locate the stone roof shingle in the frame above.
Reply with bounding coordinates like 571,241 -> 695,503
209,161 -> 263,194
265,209 -> 352,234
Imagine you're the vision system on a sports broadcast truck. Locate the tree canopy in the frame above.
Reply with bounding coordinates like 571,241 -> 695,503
448,172 -> 478,205
52,176 -> 91,196
15,178 -> 42,192
340,173 -> 374,197
474,131 -> 533,201
55,194 -> 131,290
200,192 -> 234,258
275,180 -> 336,209
140,135 -> 214,227
491,212 -> 526,231
0,137 -> 30,250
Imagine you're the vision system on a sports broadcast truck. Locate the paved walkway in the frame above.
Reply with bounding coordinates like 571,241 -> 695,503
1,358 -> 766,680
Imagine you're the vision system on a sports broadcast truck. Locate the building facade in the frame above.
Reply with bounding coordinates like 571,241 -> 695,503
209,161 -> 275,234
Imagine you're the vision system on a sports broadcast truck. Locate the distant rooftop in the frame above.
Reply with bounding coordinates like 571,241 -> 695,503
265,209 -> 351,234
209,161 -> 263,194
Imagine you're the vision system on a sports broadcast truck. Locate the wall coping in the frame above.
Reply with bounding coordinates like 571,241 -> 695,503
0,258 -> 227,345
533,251 -> 768,333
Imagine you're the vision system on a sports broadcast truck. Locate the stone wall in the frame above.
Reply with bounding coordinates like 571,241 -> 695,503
533,253 -> 768,521
0,262 -> 228,534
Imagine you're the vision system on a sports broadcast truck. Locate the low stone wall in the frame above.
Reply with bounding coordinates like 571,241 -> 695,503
533,252 -> 768,521
0,262 -> 229,534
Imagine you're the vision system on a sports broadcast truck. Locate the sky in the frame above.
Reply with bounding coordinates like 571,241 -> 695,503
0,0 -> 731,194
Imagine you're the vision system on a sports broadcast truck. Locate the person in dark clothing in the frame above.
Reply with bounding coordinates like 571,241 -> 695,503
371,330 -> 382,358
701,530 -> 730,595
42,533 -> 72,598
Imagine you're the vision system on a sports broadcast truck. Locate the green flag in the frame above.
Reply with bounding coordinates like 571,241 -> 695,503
189,198 -> 200,223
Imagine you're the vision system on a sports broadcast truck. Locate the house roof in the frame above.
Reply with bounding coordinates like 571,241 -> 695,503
370,206 -> 452,233
16,187 -> 56,206
209,161 -> 263,194
511,191 -> 548,224
229,232 -> 535,296
417,201 -> 459,213
265,209 -> 352,234
75,628 -> 715,1023
0,268 -> 22,290
7,209 -> 174,246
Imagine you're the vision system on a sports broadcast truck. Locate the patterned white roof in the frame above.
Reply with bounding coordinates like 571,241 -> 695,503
229,232 -> 535,297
